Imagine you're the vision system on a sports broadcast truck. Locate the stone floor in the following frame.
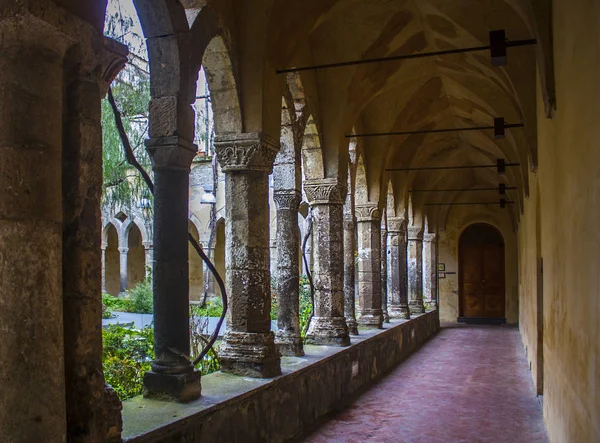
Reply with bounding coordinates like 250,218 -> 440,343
304,324 -> 548,443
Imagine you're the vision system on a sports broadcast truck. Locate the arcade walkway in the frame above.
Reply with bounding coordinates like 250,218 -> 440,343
304,324 -> 548,443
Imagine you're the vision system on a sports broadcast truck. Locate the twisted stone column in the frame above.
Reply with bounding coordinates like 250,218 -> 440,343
118,247 -> 128,293
387,218 -> 410,318
215,133 -> 281,377
356,204 -> 384,328
304,179 -> 350,346
423,233 -> 438,309
381,212 -> 389,323
143,136 -> 201,401
274,190 -> 304,356
408,227 -> 425,314
343,193 -> 358,335
0,15 -> 71,441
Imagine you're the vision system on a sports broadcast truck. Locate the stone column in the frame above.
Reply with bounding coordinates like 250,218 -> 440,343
423,233 -> 438,309
387,218 -> 411,319
215,133 -> 281,377
343,192 -> 358,335
381,211 -> 389,323
143,136 -> 201,402
408,227 -> 425,314
355,204 -> 384,328
0,14 -> 70,441
274,190 -> 304,356
143,241 -> 154,279
101,243 -> 108,292
118,247 -> 128,293
304,179 -> 350,346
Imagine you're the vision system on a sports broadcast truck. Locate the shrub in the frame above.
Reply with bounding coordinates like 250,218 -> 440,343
299,275 -> 313,337
126,279 -> 153,314
102,325 -> 154,400
102,292 -> 134,313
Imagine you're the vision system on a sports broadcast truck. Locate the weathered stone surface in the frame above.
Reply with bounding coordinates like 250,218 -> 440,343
343,181 -> 358,335
408,227 -> 425,315
121,312 -> 439,442
216,133 -> 282,376
0,15 -> 70,443
423,232 -> 438,309
387,218 -> 411,319
356,204 -> 384,328
305,180 -> 350,346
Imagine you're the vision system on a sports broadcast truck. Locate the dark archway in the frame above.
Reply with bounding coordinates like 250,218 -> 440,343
459,223 -> 506,324
105,223 -> 120,296
127,223 -> 146,289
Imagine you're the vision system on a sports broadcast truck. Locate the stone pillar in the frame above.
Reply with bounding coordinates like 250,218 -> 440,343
356,204 -> 384,328
387,218 -> 411,319
381,211 -> 389,323
304,179 -> 350,346
101,243 -> 108,292
423,233 -> 438,309
143,136 -> 201,402
274,190 -> 304,356
0,14 -> 70,442
408,227 -> 425,314
215,133 -> 281,377
143,241 -> 154,279
118,247 -> 128,293
343,192 -> 358,335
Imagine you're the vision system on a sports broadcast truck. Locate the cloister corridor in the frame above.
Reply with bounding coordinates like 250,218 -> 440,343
305,325 -> 548,443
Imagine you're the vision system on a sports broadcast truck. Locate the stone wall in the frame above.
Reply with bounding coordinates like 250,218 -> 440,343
437,205 -> 518,324
122,311 -> 439,442
518,0 -> 600,440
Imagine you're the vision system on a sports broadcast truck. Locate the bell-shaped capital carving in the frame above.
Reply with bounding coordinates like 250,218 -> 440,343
215,132 -> 279,173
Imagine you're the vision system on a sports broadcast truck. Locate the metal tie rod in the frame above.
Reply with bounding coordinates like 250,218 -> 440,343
410,186 -> 517,193
386,160 -> 519,172
425,200 -> 515,207
276,31 -> 536,74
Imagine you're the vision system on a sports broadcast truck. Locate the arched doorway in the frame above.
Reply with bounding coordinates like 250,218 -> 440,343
459,223 -> 506,323
104,224 -> 120,296
189,220 -> 204,302
127,224 -> 146,289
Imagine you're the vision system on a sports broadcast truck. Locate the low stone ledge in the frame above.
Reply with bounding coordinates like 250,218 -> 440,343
122,310 -> 440,442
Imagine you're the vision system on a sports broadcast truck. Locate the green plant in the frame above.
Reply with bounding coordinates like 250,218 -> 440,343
270,277 -> 278,320
102,325 -> 154,400
190,304 -> 221,375
299,275 -> 312,338
103,292 -> 134,313
125,279 -> 153,314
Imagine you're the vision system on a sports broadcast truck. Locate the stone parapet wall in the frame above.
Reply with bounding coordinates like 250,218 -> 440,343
122,311 -> 439,442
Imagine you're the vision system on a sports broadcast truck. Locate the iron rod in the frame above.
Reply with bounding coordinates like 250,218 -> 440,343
347,123 -> 523,138
425,201 -> 515,206
410,187 -> 517,193
276,39 -> 537,74
386,162 -> 520,172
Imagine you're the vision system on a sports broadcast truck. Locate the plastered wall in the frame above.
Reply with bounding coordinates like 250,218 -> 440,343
438,205 -> 518,324
518,1 -> 600,440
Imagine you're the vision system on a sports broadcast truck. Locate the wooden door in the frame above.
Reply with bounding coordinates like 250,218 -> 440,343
459,224 -> 505,318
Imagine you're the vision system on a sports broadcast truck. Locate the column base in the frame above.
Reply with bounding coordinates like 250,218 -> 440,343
357,309 -> 384,328
220,331 -> 282,378
143,370 -> 201,403
346,318 -> 359,335
429,301 -> 438,310
306,316 -> 350,346
409,301 -> 425,315
389,305 -> 411,319
275,330 -> 304,357
383,310 -> 390,323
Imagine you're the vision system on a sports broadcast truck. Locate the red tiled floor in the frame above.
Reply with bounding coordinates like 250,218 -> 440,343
304,324 -> 548,443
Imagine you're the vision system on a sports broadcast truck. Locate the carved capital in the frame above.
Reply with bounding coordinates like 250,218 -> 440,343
215,132 -> 279,173
423,232 -> 436,242
273,190 -> 301,211
387,217 -> 407,234
304,178 -> 347,206
118,247 -> 129,254
146,136 -> 197,171
408,227 -> 423,241
355,204 -> 381,222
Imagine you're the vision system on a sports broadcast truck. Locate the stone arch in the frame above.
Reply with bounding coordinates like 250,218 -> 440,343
126,223 -> 146,289
201,35 -> 243,135
354,151 -> 369,207
189,213 -> 203,239
301,114 -> 325,182
188,220 -> 204,302
104,222 -> 120,296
